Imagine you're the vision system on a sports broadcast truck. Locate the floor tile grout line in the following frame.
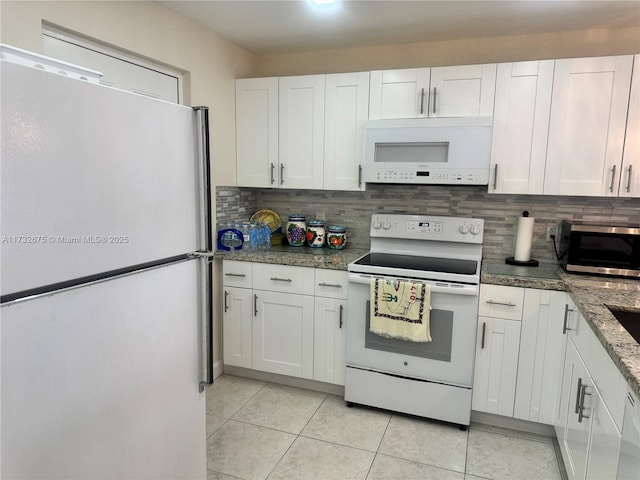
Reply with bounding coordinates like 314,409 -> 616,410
374,411 -> 393,453
371,451 -> 469,477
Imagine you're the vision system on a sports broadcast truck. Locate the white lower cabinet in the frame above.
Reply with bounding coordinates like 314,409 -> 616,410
253,290 -> 314,378
222,260 -> 347,385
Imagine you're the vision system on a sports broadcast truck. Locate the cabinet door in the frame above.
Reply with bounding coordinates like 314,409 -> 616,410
621,54 -> 640,198
556,297 -> 578,431
236,77 -> 279,187
429,63 -> 496,117
252,290 -> 314,378
324,72 -> 369,191
562,341 -> 591,480
490,61 -> 554,194
222,286 -> 253,368
544,56 -> 633,196
313,297 -> 347,385
369,68 -> 430,119
586,390 -> 621,480
515,289 -> 567,424
279,75 -> 325,189
472,316 -> 521,417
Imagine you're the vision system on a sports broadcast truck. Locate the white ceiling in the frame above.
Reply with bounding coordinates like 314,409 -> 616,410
157,0 -> 640,55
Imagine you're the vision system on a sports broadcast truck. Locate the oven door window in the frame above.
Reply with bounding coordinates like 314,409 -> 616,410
365,301 -> 453,362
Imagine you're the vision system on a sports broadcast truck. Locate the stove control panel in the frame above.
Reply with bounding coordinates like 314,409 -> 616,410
370,214 -> 484,243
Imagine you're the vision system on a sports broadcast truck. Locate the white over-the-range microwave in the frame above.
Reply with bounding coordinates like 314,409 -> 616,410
363,117 -> 493,185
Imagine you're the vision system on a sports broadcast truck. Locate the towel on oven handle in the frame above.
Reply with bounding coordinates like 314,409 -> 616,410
369,278 -> 432,342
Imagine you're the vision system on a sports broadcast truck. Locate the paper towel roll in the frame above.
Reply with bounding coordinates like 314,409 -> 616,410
514,216 -> 535,262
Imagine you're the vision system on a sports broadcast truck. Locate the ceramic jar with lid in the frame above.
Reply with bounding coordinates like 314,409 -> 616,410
327,225 -> 347,250
306,219 -> 326,248
286,214 -> 306,247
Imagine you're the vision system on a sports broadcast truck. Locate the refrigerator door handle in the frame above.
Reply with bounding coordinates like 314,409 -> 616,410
194,106 -> 214,393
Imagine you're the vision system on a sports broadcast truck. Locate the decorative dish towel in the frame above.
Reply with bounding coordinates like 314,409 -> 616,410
370,278 -> 432,342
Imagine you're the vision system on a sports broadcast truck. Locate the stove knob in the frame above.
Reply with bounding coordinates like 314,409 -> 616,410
382,221 -> 391,230
459,224 -> 470,234
470,224 -> 481,235
372,220 -> 382,230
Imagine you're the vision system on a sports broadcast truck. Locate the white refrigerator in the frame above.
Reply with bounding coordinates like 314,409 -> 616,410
1,58 -> 213,479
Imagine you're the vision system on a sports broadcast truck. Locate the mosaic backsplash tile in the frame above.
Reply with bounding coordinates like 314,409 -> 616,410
215,185 -> 640,265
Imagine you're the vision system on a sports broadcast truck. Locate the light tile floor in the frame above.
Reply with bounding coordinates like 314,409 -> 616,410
206,375 -> 563,480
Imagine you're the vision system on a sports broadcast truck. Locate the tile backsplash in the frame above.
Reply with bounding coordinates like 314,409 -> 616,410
215,185 -> 640,265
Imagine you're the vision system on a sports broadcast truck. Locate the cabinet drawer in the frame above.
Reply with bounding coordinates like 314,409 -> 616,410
314,269 -> 348,299
253,263 -> 315,295
222,260 -> 252,288
479,285 -> 524,320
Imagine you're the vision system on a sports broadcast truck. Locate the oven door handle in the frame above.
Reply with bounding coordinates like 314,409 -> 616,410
347,273 -> 479,296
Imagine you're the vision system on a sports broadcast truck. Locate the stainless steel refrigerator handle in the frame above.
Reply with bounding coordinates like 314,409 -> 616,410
270,163 -> 276,185
626,165 -> 633,193
193,106 -> 214,393
481,322 -> 486,349
562,304 -> 573,334
419,88 -> 425,115
610,164 -> 617,192
493,164 -> 498,191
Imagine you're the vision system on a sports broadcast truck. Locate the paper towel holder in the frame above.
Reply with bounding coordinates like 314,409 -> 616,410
505,211 -> 539,267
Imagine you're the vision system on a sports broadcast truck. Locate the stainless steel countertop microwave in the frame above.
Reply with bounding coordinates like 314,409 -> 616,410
560,221 -> 640,278
363,117 -> 492,185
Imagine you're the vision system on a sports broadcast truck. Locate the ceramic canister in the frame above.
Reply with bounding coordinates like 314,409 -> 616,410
286,214 -> 306,246
327,225 -> 346,250
306,219 -> 326,248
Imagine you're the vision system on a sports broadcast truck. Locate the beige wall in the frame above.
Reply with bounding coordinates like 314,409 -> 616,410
0,0 -> 258,186
256,25 -> 640,76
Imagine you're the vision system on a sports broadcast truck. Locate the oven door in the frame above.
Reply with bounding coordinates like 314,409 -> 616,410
346,272 -> 479,387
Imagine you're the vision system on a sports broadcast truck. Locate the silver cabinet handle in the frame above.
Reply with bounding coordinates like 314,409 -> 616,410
493,164 -> 498,191
318,282 -> 342,288
270,277 -> 292,282
481,322 -> 487,349
626,165 -> 632,193
270,162 -> 275,185
339,304 -> 344,329
280,163 -> 284,185
254,294 -> 258,317
609,164 -> 617,192
432,87 -> 437,114
419,88 -> 425,115
358,165 -> 363,188
225,273 -> 246,278
578,383 -> 592,423
562,304 -> 573,334
224,290 -> 229,313
485,300 -> 516,307
575,378 -> 583,414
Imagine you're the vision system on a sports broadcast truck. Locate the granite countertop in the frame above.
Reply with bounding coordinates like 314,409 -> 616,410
213,245 -> 368,271
483,262 -> 640,399
216,248 -> 640,399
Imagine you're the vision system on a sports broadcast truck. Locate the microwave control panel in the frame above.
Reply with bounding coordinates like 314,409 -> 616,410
364,167 -> 490,185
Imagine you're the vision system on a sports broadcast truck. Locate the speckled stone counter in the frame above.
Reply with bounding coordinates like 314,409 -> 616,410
213,245 -> 368,271
482,262 -> 640,399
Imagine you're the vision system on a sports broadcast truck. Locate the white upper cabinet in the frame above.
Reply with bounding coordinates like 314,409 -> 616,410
490,61 -> 554,194
324,72 -> 370,191
621,54 -> 640,197
369,64 -> 496,119
236,77 -> 279,187
544,55 -> 634,196
278,75 -> 325,189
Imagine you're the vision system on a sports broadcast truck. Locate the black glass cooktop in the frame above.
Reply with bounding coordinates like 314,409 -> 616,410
353,253 -> 478,275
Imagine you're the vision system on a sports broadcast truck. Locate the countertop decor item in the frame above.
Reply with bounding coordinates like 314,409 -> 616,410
306,219 -> 326,248
327,225 -> 346,250
506,211 -> 538,267
286,214 -> 306,247
250,209 -> 282,234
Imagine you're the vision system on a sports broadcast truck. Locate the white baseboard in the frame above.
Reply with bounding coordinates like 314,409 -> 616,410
470,410 -> 556,437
